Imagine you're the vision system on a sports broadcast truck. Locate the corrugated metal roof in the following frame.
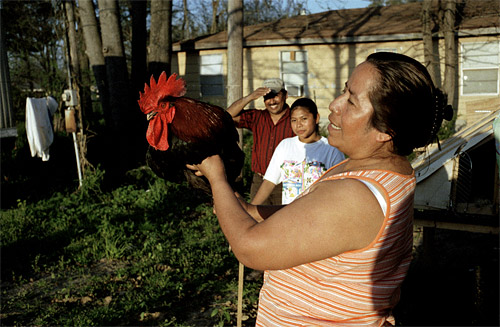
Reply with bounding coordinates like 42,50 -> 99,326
412,108 -> 499,183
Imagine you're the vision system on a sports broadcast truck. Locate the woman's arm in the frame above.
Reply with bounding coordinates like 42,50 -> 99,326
188,156 -> 385,271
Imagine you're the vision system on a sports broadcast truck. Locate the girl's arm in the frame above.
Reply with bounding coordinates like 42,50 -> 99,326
236,191 -> 284,222
251,179 -> 277,205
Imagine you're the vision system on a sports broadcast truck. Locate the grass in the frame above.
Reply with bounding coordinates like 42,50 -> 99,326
0,165 -> 262,326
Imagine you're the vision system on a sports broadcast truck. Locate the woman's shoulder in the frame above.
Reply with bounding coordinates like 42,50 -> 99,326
321,158 -> 414,179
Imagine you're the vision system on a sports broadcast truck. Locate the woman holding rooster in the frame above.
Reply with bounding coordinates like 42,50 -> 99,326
188,52 -> 452,326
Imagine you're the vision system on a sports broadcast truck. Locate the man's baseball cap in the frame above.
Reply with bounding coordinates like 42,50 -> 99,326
263,78 -> 285,93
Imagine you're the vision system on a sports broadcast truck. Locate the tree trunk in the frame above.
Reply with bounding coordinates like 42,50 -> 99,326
129,0 -> 149,163
211,0 -> 220,34
182,0 -> 191,40
78,0 -> 110,126
0,1 -> 14,131
421,0 -> 440,86
227,0 -> 243,113
130,0 -> 147,95
65,0 -> 89,173
443,0 -> 457,108
98,0 -> 131,129
98,0 -> 137,176
227,1 -> 243,171
227,3 -> 244,322
65,1 -> 80,86
148,0 -> 172,79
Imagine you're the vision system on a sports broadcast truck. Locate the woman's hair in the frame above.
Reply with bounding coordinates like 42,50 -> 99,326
290,97 -> 320,133
366,52 -> 453,156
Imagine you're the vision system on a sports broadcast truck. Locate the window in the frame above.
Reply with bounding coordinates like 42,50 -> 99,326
281,51 -> 308,96
461,42 -> 499,95
200,54 -> 224,96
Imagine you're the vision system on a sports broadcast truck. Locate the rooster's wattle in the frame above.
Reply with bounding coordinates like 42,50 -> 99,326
138,72 -> 244,193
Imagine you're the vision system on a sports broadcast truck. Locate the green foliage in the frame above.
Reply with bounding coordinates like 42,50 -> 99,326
437,115 -> 456,141
4,0 -> 67,118
0,167 -> 261,326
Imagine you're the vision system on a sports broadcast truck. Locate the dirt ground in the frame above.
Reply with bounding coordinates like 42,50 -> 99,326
393,227 -> 499,326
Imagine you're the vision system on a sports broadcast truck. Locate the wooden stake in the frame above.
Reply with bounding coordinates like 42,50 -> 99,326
237,262 -> 244,327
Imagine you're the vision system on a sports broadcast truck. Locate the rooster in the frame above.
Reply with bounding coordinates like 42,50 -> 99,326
138,72 -> 244,194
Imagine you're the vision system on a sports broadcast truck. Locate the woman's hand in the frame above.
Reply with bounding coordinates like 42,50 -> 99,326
186,154 -> 226,183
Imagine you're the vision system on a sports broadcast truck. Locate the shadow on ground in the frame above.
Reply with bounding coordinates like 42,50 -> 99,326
394,228 -> 499,326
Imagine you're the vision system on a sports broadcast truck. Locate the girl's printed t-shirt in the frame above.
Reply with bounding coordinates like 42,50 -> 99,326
281,160 -> 327,203
264,136 -> 344,204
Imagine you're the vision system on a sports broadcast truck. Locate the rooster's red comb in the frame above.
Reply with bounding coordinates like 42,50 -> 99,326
137,72 -> 186,115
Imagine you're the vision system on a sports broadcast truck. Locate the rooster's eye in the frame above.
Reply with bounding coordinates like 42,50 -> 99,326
160,103 -> 167,109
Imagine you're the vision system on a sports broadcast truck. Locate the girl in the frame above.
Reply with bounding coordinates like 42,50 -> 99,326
251,97 -> 344,205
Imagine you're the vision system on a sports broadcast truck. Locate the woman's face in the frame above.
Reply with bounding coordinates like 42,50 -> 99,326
291,106 -> 319,143
327,61 -> 380,157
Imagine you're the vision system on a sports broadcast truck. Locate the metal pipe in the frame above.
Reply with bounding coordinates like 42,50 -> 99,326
72,131 -> 83,187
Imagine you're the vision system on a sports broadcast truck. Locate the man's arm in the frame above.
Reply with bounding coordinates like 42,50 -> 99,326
227,87 -> 270,122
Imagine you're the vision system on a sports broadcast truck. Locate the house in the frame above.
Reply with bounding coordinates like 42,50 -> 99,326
171,0 -> 499,129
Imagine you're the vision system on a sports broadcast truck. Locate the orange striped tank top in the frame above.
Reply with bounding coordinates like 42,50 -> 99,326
255,168 -> 415,326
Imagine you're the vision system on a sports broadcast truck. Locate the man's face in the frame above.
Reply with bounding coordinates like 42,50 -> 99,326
263,90 -> 287,116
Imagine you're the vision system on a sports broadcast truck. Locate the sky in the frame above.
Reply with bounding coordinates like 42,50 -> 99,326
306,0 -> 372,13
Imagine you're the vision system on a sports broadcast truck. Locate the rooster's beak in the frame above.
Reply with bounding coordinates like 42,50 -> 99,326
147,112 -> 158,121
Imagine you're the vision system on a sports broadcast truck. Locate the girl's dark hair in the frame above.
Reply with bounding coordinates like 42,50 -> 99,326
290,97 -> 320,132
366,52 -> 453,156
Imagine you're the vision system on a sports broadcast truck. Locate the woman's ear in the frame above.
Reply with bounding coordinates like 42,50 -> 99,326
376,131 -> 392,143
316,113 -> 320,124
